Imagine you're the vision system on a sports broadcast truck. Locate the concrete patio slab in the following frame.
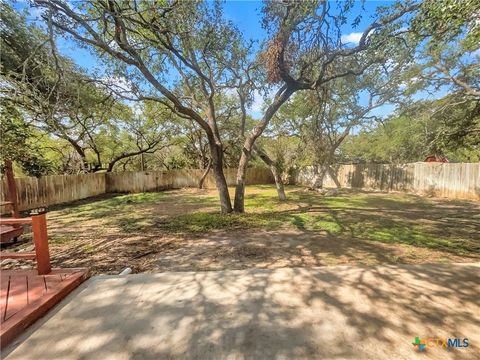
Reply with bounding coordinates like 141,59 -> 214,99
3,263 -> 479,360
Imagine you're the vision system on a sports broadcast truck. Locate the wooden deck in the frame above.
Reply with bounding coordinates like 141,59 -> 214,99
0,225 -> 23,244
1,268 -> 88,348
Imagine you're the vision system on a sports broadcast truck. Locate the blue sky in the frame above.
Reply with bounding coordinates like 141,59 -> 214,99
223,1 -> 405,118
17,1 -> 393,71
14,1 -> 449,119
223,1 -> 395,42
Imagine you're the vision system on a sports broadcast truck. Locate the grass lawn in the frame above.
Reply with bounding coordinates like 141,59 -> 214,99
4,186 -> 479,274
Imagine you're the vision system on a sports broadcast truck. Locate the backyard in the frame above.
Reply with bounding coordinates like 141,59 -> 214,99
2,0 -> 480,357
5,186 -> 478,275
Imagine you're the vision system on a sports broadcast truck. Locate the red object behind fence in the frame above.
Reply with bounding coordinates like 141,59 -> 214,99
424,155 -> 449,163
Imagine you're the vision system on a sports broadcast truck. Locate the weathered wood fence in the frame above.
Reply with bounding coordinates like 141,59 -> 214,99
0,173 -> 106,211
2,164 -> 478,211
295,163 -> 480,200
1,168 -> 274,211
106,168 -> 274,193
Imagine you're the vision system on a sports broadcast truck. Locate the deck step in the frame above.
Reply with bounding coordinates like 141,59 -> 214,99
0,269 -> 89,348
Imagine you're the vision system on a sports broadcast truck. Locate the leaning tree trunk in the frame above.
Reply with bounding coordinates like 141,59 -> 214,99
270,165 -> 287,201
209,142 -> 232,213
66,138 -> 89,173
326,165 -> 342,189
254,145 -> 286,201
198,159 -> 212,189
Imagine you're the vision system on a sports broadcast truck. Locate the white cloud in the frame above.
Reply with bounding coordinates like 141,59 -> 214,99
341,32 -> 363,45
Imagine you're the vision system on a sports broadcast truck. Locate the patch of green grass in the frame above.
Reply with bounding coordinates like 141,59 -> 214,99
49,185 -> 478,257
289,213 -> 310,229
157,209 -> 344,236
118,215 -> 155,233
284,213 -> 342,233
158,211 -> 287,233
244,194 -> 278,210
358,224 -> 442,246
344,221 -> 474,254
311,215 -> 343,234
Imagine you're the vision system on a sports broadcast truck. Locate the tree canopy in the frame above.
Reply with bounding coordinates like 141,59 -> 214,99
1,0 -> 478,212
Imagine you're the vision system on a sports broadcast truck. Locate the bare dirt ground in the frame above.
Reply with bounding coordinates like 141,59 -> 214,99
2,186 -> 479,274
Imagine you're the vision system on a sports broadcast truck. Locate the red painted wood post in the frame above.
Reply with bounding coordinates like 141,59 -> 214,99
31,213 -> 51,275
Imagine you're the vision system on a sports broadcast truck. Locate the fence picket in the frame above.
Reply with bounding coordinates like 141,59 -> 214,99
296,163 -> 479,201
0,168 -> 274,211
1,164 -> 478,212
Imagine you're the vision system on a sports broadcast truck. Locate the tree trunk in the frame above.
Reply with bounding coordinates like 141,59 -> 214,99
271,165 -> 287,201
106,161 -> 116,172
233,151 -> 249,212
326,165 -> 341,189
254,145 -> 286,201
209,142 -> 232,213
198,158 -> 212,189
65,138 -> 88,173
233,86 -> 295,212
140,153 -> 145,171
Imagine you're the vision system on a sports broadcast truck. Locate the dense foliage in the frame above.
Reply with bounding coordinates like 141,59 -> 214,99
1,3 -> 174,175
341,97 -> 480,163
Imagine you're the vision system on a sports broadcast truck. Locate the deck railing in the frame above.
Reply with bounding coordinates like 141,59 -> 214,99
0,212 -> 51,275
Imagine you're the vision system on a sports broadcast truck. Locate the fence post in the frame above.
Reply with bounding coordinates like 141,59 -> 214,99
31,212 -> 51,275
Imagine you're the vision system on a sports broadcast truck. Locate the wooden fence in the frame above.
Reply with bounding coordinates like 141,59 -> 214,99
0,173 -> 106,211
106,168 -> 274,193
295,163 -> 480,200
1,168 -> 274,211
2,164 -> 478,211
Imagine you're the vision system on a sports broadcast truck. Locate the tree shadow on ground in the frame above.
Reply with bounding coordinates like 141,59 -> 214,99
4,264 -> 479,360
6,187 -> 478,274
